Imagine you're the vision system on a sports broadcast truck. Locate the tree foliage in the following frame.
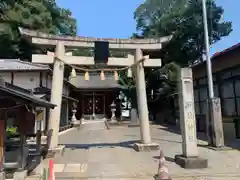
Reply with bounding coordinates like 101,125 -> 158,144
147,62 -> 180,99
134,0 -> 232,66
0,0 -> 77,59
130,0 -> 232,119
118,70 -> 137,108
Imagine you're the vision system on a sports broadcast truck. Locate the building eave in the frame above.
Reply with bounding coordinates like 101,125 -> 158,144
211,43 -> 240,60
192,42 -> 240,69
0,59 -> 51,72
0,84 -> 56,109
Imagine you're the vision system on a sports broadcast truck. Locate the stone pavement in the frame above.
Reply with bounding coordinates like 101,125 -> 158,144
53,124 -> 240,180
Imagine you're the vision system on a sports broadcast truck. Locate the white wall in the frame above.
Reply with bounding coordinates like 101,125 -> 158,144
42,72 -> 48,87
46,75 -> 52,89
0,72 -> 12,83
13,72 -> 40,90
0,71 -> 70,95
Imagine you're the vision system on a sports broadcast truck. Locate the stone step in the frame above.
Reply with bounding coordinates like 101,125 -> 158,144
81,120 -> 109,131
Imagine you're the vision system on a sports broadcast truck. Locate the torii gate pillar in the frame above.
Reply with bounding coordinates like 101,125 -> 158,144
133,48 -> 159,151
48,42 -> 65,150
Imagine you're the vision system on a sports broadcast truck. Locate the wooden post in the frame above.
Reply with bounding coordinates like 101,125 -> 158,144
0,109 -> 5,180
19,134 -> 27,170
36,108 -> 44,164
18,107 -> 28,170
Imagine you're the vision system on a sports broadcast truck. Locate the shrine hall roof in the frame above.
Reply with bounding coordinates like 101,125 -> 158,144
69,73 -> 122,89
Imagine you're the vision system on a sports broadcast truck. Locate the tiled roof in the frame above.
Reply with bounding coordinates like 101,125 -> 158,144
5,82 -> 33,94
192,43 -> 240,68
0,59 -> 50,71
69,73 -> 122,89
211,43 -> 240,59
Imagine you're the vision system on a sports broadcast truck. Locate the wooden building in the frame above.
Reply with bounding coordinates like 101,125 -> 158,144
0,77 -> 55,177
0,59 -> 77,133
192,43 -> 240,141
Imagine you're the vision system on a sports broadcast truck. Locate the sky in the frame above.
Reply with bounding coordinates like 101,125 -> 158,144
56,0 -> 239,55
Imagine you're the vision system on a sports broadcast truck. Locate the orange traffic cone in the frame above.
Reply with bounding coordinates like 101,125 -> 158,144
154,149 -> 171,180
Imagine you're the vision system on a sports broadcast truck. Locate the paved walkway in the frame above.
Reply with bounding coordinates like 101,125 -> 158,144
53,124 -> 240,180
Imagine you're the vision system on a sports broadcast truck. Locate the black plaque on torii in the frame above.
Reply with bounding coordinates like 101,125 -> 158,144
94,41 -> 109,64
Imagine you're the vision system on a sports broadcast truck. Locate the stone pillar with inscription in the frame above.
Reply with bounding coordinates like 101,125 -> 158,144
175,68 -> 208,169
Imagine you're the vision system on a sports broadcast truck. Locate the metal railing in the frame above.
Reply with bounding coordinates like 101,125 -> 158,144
59,119 -> 73,132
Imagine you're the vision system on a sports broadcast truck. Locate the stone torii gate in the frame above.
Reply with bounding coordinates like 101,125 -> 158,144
19,28 -> 171,151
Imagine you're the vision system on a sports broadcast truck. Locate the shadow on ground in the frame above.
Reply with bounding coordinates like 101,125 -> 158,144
60,140 -> 139,150
158,124 -> 240,151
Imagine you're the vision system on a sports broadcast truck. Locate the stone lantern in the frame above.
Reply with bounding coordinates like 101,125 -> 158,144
71,102 -> 80,127
110,101 -> 117,123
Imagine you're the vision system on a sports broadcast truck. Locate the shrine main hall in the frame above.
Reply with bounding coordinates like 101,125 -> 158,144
69,72 -> 122,120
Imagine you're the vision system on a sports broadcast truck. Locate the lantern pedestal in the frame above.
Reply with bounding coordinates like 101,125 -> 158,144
109,102 -> 117,123
71,109 -> 80,127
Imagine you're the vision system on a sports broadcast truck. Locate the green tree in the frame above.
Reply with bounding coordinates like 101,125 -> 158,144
131,0 -> 232,122
118,70 -> 136,107
134,0 -> 232,66
146,62 -> 180,122
118,62 -> 180,122
147,62 -> 180,99
0,0 -> 76,59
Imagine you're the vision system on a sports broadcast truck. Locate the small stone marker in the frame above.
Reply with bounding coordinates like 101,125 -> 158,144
175,68 -> 208,169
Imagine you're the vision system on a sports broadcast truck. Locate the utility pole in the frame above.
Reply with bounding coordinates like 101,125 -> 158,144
202,0 -> 224,148
202,0 -> 214,98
